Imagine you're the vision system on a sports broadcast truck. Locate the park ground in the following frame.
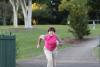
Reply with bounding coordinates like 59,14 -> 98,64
0,24 -> 100,67
0,24 -> 100,59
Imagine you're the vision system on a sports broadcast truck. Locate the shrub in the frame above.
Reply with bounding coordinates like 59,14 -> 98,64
68,4 -> 90,39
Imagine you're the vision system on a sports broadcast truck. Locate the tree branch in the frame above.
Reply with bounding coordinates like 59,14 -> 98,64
20,0 -> 27,16
16,0 -> 20,11
9,0 -> 14,7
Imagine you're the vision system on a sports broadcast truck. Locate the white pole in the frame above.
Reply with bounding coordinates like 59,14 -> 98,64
67,20 -> 70,24
93,20 -> 95,30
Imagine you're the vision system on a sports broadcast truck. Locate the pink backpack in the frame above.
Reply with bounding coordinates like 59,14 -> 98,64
44,34 -> 57,51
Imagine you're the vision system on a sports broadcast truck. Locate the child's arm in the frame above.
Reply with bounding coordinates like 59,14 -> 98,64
37,35 -> 45,48
37,37 -> 42,48
56,36 -> 63,45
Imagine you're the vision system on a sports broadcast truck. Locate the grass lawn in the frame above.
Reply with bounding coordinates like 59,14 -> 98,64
93,47 -> 100,60
0,25 -> 72,59
0,24 -> 100,59
89,24 -> 100,60
89,24 -> 100,36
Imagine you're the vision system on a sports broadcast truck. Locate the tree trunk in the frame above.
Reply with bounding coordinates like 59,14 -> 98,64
27,0 -> 32,28
20,0 -> 32,28
13,7 -> 18,27
20,0 -> 27,28
9,0 -> 18,27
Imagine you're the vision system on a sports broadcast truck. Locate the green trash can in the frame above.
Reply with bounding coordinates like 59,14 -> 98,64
0,34 -> 16,67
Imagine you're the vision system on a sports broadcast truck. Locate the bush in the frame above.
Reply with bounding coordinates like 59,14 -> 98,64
59,0 -> 90,39
68,4 -> 90,39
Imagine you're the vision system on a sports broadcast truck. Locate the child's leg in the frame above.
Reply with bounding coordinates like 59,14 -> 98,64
44,48 -> 53,67
52,53 -> 56,67
52,48 -> 58,67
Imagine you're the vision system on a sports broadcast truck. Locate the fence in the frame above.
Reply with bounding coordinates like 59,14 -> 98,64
88,20 -> 100,30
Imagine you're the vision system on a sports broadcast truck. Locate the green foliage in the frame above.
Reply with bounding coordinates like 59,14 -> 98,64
68,5 -> 90,39
32,4 -> 52,18
32,0 -> 68,24
0,0 -> 12,25
59,0 -> 90,39
0,0 -> 9,2
32,0 -> 51,5
32,3 -> 54,24
87,0 -> 100,20
88,0 -> 100,11
59,0 -> 87,11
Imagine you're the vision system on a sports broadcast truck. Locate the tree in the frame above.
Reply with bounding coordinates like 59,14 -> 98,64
32,3 -> 52,24
88,0 -> 100,20
59,0 -> 90,39
88,0 -> 100,10
20,0 -> 32,28
9,0 -> 19,27
32,0 -> 51,4
0,0 -> 9,25
50,0 -> 60,15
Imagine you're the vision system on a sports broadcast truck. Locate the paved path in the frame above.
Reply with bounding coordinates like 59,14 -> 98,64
16,37 -> 100,67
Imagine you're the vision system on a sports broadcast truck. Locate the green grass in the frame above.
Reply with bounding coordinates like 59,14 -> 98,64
0,24 -> 100,59
0,25 -> 72,59
89,24 -> 100,36
89,24 -> 100,60
93,47 -> 100,60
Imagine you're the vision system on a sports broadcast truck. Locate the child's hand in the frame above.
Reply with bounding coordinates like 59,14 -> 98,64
37,44 -> 40,48
59,41 -> 64,46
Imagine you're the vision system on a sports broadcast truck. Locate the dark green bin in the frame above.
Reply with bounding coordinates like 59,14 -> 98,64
0,35 -> 16,67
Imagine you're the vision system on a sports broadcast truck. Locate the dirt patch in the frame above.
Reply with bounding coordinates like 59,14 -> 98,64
63,37 -> 95,45
63,38 -> 81,44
